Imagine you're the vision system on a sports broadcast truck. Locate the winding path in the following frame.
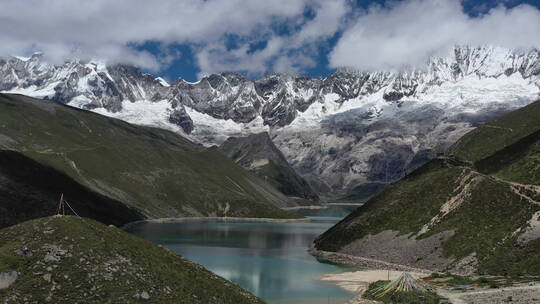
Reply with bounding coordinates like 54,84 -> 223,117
437,284 -> 540,304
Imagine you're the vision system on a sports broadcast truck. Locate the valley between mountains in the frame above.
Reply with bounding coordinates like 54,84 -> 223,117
1,45 -> 540,304
3,46 -> 539,199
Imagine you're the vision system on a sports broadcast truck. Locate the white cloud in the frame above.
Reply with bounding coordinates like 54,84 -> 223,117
329,0 -> 540,71
195,36 -> 287,77
194,0 -> 350,77
5,0 -> 535,76
0,0 -> 348,75
273,54 -> 317,74
0,0 -> 305,70
292,0 -> 350,46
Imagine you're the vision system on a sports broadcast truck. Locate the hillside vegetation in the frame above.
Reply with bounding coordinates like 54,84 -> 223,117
315,100 -> 540,276
0,93 -> 297,226
0,216 -> 265,304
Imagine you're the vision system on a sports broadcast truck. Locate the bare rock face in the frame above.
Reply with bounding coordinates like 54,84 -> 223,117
1,46 -> 539,198
168,106 -> 194,134
0,55 -> 169,113
167,73 -> 262,124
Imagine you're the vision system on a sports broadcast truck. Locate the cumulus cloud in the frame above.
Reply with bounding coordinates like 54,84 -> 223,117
0,0 -> 348,74
330,0 -> 540,71
4,0 -> 536,76
194,0 -> 350,77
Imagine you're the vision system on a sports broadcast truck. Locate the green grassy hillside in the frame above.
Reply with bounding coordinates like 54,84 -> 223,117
315,100 -> 540,276
448,100 -> 540,163
0,94 -> 297,222
0,216 -> 265,304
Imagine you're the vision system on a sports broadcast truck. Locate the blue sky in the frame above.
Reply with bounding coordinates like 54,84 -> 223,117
2,0 -> 539,82
138,0 -> 540,82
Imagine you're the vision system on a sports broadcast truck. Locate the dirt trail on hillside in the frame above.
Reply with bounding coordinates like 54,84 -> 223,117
511,185 -> 540,206
439,284 -> 540,304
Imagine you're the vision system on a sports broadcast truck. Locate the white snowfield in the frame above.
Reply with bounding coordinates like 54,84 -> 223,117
1,45 -> 539,197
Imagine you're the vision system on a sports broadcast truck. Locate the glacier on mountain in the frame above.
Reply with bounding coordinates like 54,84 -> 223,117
1,46 -> 539,199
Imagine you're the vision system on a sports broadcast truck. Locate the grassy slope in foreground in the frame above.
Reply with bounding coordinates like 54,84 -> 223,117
314,100 -> 540,276
0,216 -> 265,304
0,93 -> 297,220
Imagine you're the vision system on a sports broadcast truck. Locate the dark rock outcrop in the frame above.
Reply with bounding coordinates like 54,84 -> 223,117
220,132 -> 319,202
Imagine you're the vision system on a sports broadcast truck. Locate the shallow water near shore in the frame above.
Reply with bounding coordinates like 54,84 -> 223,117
129,216 -> 355,304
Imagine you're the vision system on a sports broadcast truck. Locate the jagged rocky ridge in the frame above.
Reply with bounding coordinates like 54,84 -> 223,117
2,46 -> 539,198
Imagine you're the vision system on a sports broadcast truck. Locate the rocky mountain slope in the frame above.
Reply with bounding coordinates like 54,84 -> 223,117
0,93 -> 298,222
314,100 -> 540,276
0,216 -> 265,304
219,132 -> 319,202
2,46 -> 539,198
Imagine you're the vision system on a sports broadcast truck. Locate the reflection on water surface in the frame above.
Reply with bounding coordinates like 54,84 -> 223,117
130,217 -> 354,304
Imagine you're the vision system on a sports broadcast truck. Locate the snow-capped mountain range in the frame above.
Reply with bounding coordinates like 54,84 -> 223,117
2,46 -> 539,198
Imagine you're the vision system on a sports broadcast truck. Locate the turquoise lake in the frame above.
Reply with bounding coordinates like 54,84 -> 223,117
129,216 -> 355,304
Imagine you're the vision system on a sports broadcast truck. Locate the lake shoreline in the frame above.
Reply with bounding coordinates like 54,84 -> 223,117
318,269 -> 429,303
309,248 -> 433,273
311,249 -> 432,303
282,205 -> 327,210
128,216 -> 355,303
122,216 -> 312,230
313,250 -> 540,304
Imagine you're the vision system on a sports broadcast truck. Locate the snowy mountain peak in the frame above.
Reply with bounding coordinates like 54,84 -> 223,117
1,45 -> 539,198
1,46 -> 538,128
